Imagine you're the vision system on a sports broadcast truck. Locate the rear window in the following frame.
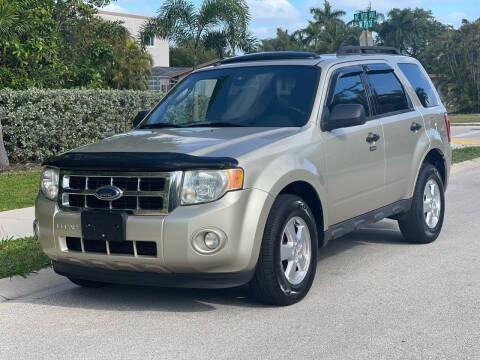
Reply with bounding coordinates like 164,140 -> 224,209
398,63 -> 438,108
366,72 -> 410,115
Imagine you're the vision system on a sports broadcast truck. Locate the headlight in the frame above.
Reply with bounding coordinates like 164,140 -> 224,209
181,169 -> 243,205
40,168 -> 59,200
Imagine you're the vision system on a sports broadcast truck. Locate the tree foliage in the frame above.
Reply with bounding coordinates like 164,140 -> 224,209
0,0 -> 152,90
428,20 -> 480,113
261,1 -> 359,53
376,8 -> 447,60
141,0 -> 256,67
170,42 -> 218,67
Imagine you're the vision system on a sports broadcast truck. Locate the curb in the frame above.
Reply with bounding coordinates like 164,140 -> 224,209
451,157 -> 480,174
0,268 -> 71,303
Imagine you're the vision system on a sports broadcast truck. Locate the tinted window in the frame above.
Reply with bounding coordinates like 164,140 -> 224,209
142,66 -> 319,128
366,72 -> 409,115
398,63 -> 438,107
329,73 -> 370,116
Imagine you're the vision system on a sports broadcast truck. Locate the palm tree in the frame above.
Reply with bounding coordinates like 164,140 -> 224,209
310,0 -> 346,25
296,21 -> 323,51
0,0 -> 30,44
261,28 -> 304,52
140,0 -> 251,68
376,8 -> 415,53
296,0 -> 354,53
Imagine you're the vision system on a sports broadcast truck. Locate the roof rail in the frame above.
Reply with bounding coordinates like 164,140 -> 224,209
219,52 -> 320,65
337,46 -> 401,56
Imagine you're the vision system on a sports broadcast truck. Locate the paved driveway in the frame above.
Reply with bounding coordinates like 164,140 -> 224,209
0,166 -> 479,360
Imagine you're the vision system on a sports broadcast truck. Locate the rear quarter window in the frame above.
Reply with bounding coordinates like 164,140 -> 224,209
398,63 -> 439,108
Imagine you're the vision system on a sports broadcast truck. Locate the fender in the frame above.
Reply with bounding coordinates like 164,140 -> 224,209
244,152 -> 329,232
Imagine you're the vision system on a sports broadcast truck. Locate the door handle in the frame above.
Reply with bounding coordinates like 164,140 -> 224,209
410,122 -> 422,132
366,133 -> 380,143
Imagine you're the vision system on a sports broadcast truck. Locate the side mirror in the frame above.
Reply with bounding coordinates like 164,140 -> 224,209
324,104 -> 366,131
132,110 -> 150,128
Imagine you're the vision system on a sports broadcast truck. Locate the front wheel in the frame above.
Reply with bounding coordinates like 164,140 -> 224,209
398,163 -> 445,244
249,194 -> 318,306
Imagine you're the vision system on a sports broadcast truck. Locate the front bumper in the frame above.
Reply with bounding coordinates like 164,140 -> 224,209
53,261 -> 255,289
35,188 -> 273,284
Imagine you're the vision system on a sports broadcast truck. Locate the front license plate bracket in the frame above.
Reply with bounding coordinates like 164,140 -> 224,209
81,211 -> 127,242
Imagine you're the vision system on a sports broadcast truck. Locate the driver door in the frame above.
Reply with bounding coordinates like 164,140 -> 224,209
322,65 -> 386,225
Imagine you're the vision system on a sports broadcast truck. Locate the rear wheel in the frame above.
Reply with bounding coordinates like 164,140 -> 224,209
68,277 -> 109,288
249,194 -> 318,306
398,163 -> 445,244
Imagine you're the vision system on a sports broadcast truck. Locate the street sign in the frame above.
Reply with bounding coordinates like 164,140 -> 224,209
354,10 -> 376,29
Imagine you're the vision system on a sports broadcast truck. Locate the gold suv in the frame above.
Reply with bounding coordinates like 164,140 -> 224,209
35,47 -> 451,305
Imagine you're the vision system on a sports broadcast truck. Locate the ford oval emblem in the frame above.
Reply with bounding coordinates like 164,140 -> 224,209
95,186 -> 123,201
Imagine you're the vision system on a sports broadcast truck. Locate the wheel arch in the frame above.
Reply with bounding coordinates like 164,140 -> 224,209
277,180 -> 327,248
410,147 -> 448,198
423,148 -> 447,186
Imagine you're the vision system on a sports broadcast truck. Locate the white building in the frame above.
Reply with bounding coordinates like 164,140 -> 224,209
98,10 -> 169,67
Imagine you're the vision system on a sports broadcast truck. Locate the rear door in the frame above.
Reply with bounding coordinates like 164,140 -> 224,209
322,65 -> 386,225
364,63 -> 425,204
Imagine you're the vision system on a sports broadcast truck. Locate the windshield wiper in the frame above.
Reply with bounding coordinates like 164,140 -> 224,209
183,122 -> 247,128
139,123 -> 185,129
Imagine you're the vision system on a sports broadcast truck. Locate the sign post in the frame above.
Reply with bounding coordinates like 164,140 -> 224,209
354,10 -> 376,46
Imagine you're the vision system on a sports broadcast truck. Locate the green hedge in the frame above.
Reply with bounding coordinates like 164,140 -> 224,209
0,89 -> 164,163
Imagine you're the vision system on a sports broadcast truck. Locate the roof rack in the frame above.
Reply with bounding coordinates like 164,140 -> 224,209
219,52 -> 321,65
337,46 -> 401,56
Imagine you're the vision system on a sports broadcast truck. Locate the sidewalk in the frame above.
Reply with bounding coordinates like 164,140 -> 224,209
0,207 -> 34,240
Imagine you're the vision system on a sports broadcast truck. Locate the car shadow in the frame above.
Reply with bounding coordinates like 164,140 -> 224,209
15,221 -> 410,312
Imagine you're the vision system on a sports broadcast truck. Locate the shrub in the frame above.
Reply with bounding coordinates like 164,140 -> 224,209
0,89 -> 164,163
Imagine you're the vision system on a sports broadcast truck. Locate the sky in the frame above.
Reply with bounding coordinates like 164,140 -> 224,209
102,0 -> 480,39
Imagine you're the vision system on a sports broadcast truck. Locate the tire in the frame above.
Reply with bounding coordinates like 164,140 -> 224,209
398,163 -> 445,244
249,194 -> 318,306
68,277 -> 109,288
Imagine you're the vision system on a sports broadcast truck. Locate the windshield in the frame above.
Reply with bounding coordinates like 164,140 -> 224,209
141,66 -> 320,128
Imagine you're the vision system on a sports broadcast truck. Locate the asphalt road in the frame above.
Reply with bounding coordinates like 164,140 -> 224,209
451,125 -> 480,148
1,166 -> 479,360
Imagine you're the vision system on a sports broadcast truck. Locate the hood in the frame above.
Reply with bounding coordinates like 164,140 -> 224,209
72,127 -> 301,159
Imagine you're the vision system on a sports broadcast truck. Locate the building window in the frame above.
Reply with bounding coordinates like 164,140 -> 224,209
144,36 -> 154,47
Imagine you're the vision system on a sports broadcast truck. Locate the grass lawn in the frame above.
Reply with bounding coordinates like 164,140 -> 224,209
449,114 -> 480,124
452,147 -> 480,164
0,237 -> 51,279
0,171 -> 40,211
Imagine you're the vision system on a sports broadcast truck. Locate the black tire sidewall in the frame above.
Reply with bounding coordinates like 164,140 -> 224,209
268,195 -> 318,303
412,165 -> 445,241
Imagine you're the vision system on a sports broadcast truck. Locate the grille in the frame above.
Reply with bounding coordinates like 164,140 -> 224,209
59,171 -> 177,215
66,237 -> 157,257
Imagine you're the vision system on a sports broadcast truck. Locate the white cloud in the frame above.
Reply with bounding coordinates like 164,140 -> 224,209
436,11 -> 469,26
101,4 -> 129,13
247,0 -> 303,38
247,0 -> 301,21
308,0 -> 462,13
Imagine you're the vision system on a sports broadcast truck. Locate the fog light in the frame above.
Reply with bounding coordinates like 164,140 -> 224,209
204,232 -> 220,250
191,228 -> 227,254
33,220 -> 40,242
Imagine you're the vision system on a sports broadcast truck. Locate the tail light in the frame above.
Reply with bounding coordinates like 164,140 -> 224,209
444,112 -> 451,143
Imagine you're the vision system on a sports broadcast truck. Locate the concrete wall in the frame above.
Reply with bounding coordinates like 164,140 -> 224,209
98,10 -> 169,67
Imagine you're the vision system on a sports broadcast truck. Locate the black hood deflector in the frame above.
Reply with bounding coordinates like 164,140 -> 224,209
42,152 -> 239,171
